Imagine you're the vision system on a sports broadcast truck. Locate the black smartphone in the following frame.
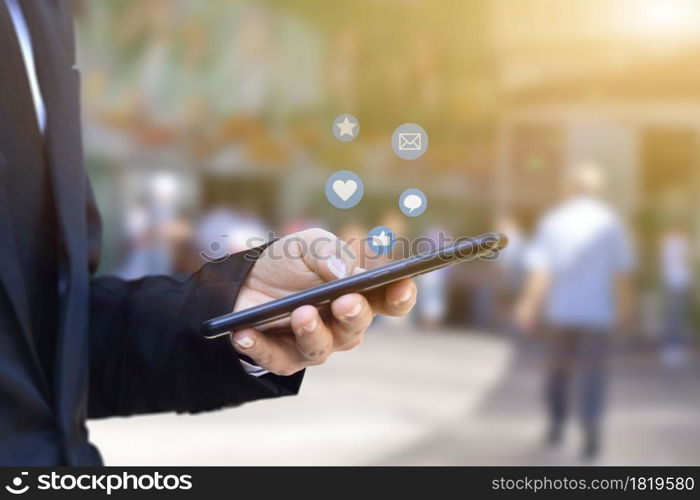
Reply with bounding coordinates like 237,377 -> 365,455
201,231 -> 507,338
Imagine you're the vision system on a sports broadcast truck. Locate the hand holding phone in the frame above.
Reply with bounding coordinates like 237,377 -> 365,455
218,228 -> 419,376
204,230 -> 506,338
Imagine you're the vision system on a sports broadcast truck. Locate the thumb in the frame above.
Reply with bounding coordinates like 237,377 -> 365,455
297,228 -> 357,282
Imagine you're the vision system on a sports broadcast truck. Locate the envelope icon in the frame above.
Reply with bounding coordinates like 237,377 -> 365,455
398,132 -> 422,151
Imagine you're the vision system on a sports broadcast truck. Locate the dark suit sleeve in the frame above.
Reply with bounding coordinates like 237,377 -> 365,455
80,149 -> 304,419
87,247 -> 304,419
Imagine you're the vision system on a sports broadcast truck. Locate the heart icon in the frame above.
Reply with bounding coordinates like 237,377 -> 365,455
332,180 -> 357,201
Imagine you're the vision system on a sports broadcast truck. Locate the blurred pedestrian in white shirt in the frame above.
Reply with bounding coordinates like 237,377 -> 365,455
515,163 -> 635,460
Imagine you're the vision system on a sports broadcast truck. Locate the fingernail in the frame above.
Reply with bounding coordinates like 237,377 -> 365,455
394,288 -> 414,306
327,256 -> 347,279
234,333 -> 255,349
344,303 -> 363,320
302,318 -> 318,333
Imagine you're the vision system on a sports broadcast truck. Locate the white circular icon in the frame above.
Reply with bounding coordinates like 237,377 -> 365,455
325,170 -> 364,209
333,114 -> 360,142
392,123 -> 428,160
367,226 -> 396,255
399,188 -> 427,217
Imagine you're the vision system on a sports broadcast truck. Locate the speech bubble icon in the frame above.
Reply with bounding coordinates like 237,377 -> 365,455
403,194 -> 422,213
399,188 -> 427,217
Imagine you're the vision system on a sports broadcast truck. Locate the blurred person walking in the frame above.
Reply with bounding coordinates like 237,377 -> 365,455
514,164 -> 634,460
659,221 -> 693,368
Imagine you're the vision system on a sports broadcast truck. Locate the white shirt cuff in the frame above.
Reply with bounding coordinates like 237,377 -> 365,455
239,358 -> 269,377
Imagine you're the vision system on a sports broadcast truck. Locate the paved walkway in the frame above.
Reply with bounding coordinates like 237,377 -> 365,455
379,341 -> 700,465
88,324 -> 700,465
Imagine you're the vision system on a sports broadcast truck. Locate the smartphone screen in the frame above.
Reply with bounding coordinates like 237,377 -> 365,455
202,232 -> 506,338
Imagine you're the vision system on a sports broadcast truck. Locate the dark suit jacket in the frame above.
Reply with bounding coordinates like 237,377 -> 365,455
0,0 -> 302,466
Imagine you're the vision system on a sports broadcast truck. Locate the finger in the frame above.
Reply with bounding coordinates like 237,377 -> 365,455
365,278 -> 417,317
329,293 -> 372,350
290,305 -> 334,364
296,228 -> 359,282
230,329 -> 303,376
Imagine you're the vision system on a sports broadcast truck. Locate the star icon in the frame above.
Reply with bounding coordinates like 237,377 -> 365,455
335,116 -> 357,137
332,114 -> 360,142
336,116 -> 357,136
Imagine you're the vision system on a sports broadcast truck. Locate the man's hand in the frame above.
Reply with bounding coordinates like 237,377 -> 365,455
230,228 -> 417,375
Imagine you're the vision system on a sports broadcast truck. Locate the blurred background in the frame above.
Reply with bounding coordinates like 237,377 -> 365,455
78,0 -> 700,464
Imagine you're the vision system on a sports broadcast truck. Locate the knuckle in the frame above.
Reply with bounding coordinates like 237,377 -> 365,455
341,312 -> 372,331
312,354 -> 330,366
304,347 -> 327,362
338,334 -> 363,351
275,364 -> 300,376
258,350 -> 275,368
346,338 -> 362,350
347,317 -> 371,335
352,324 -> 368,337
302,227 -> 334,244
305,227 -> 330,237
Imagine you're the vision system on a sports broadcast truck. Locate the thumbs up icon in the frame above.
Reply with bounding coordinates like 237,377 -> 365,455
367,226 -> 395,255
372,231 -> 391,247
